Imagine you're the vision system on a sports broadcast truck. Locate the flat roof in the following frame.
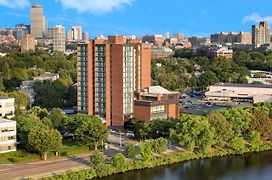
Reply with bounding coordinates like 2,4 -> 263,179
0,97 -> 14,100
0,117 -> 15,123
148,86 -> 170,94
211,83 -> 272,89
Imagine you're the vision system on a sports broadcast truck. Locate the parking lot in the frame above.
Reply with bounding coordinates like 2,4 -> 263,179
179,94 -> 229,115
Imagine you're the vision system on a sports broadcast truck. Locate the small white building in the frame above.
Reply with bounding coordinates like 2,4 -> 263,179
0,97 -> 15,119
0,118 -> 17,153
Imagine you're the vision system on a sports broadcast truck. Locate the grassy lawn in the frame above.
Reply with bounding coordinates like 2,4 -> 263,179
0,140 -> 89,164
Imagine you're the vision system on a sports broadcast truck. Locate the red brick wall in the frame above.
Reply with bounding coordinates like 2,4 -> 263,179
134,105 -> 151,122
111,44 -> 124,127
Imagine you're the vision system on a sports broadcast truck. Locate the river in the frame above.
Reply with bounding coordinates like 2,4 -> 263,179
97,151 -> 272,180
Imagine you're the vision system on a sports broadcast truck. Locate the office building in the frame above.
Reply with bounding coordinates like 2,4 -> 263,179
30,4 -> 44,39
0,97 -> 15,119
252,21 -> 271,48
47,28 -> 53,39
173,33 -> 184,41
151,46 -> 174,59
53,25 -> 65,52
15,24 -> 30,40
0,118 -> 16,153
205,83 -> 272,104
42,16 -> 48,37
21,34 -> 36,53
142,35 -> 165,47
165,32 -> 170,39
188,36 -> 207,49
83,32 -> 89,42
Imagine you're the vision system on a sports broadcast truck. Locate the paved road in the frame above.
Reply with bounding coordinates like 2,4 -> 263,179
0,134 -> 122,180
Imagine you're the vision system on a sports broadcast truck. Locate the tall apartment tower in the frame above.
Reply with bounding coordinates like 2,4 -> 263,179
72,26 -> 83,41
252,21 -> 271,48
77,36 -> 151,127
30,4 -> 44,39
53,25 -> 65,52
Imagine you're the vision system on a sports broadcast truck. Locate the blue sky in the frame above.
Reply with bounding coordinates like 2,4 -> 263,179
0,0 -> 271,38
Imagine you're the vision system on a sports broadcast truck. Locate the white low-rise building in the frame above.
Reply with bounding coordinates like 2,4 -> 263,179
0,97 -> 15,119
205,83 -> 272,103
0,118 -> 16,153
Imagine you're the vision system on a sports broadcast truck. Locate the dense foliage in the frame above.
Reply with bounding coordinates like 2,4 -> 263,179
152,49 -> 272,92
0,50 -> 76,108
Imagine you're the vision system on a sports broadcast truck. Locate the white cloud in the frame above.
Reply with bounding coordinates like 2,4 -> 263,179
57,0 -> 135,14
0,0 -> 29,9
243,13 -> 272,24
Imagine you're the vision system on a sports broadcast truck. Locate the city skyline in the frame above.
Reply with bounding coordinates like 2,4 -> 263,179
0,0 -> 272,38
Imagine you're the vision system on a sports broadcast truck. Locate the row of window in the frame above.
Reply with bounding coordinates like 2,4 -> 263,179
0,127 -> 15,133
151,105 -> 165,114
0,135 -> 16,142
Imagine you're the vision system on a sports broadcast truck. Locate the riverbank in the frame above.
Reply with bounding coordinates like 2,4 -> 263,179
41,142 -> 272,180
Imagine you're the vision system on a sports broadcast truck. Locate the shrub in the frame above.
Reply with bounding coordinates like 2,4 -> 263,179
123,143 -> 138,159
90,150 -> 105,166
151,138 -> 167,154
139,141 -> 152,161
249,131 -> 261,151
231,137 -> 245,154
111,153 -> 126,170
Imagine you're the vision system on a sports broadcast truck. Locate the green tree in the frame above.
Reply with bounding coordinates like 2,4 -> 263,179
28,106 -> 48,119
221,108 -> 251,136
15,114 -> 47,145
75,116 -> 109,150
199,70 -> 219,87
49,108 -> 64,130
207,111 -> 234,147
170,115 -> 215,153
90,150 -> 105,166
249,110 -> 272,138
111,153 -> 126,169
249,131 -> 261,151
28,128 -> 62,160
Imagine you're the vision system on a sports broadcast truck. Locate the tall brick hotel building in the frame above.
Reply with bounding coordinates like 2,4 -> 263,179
77,36 -> 179,127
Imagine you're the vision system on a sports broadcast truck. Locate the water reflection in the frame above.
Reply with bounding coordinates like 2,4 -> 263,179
97,151 -> 272,180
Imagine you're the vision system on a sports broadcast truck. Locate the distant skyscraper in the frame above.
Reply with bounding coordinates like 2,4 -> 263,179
66,30 -> 73,41
30,4 -> 44,39
15,24 -> 29,40
166,32 -> 170,39
42,16 -> 48,37
21,34 -> 36,52
173,33 -> 184,41
252,21 -> 271,48
47,28 -> 53,39
53,25 -> 65,52
82,32 -> 89,42
72,26 -> 82,41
